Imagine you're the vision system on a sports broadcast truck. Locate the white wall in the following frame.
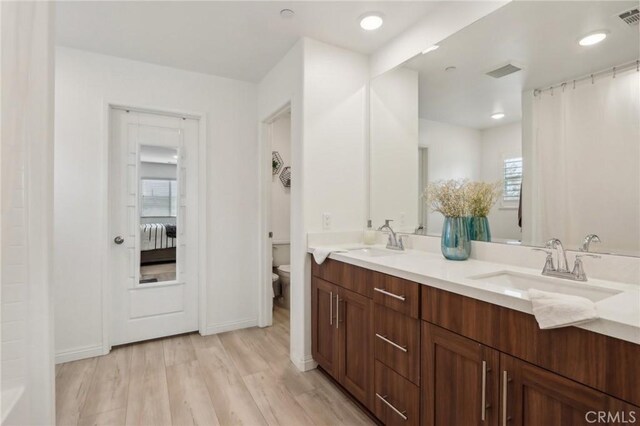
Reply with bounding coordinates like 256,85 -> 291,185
54,47 -> 259,361
303,39 -> 369,233
270,113 -> 291,244
419,119 -> 481,234
480,122 -> 522,241
370,66 -> 419,232
1,2 -> 55,424
257,40 -> 304,365
257,38 -> 369,371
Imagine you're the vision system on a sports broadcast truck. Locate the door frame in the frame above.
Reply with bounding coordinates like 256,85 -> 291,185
101,102 -> 207,354
258,102 -> 291,328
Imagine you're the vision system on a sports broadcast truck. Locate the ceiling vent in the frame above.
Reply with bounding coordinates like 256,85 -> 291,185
618,8 -> 639,26
486,63 -> 522,79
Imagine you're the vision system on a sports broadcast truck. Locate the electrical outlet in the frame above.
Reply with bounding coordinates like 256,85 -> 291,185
322,212 -> 332,230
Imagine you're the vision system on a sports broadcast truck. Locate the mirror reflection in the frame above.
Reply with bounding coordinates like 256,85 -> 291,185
139,145 -> 178,283
369,1 -> 640,256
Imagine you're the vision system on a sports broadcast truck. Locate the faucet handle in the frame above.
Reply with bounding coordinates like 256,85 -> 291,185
384,219 -> 393,226
532,248 -> 555,273
572,254 -> 600,281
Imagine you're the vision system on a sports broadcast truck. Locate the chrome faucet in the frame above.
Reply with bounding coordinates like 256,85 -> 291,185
546,238 -> 569,272
378,219 -> 404,251
580,234 -> 601,252
533,237 -> 600,281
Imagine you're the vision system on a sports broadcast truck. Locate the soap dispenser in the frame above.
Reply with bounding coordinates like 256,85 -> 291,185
364,220 -> 377,245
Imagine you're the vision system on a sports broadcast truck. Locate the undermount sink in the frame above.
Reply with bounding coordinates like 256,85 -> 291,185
469,270 -> 622,302
348,247 -> 404,257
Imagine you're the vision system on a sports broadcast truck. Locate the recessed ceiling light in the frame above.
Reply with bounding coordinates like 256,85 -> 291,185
422,45 -> 439,54
360,13 -> 383,31
280,9 -> 295,19
578,31 -> 608,46
491,112 -> 505,120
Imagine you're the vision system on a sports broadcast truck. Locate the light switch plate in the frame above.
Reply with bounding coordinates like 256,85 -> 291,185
322,212 -> 332,230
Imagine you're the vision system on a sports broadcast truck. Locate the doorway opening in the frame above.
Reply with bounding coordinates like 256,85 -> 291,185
108,107 -> 200,347
264,106 -> 292,340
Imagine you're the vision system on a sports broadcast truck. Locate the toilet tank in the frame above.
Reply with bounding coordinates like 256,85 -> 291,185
272,243 -> 290,267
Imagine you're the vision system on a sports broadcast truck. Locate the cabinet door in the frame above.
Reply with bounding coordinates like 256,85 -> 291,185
311,277 -> 339,378
500,353 -> 639,426
338,287 -> 373,409
422,322 -> 500,426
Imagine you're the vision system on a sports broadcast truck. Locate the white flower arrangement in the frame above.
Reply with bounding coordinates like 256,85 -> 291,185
423,179 -> 502,218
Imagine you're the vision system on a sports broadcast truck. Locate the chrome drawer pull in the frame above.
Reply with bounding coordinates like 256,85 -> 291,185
502,370 -> 511,426
329,291 -> 333,325
374,287 -> 406,301
481,360 -> 487,421
375,333 -> 408,352
376,393 -> 408,421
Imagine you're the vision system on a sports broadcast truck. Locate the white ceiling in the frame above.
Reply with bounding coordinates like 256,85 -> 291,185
404,1 -> 640,130
56,1 -> 440,83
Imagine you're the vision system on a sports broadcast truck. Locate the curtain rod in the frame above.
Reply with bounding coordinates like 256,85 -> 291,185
534,59 -> 639,96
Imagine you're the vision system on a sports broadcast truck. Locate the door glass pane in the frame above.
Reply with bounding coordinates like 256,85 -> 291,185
139,145 -> 178,284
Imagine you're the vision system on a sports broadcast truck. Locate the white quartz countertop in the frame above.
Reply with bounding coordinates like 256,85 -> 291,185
307,244 -> 640,345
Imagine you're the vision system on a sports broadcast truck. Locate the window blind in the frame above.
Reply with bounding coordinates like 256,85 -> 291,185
503,157 -> 522,202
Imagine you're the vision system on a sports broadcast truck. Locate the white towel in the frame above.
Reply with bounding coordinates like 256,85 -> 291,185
528,288 -> 599,330
312,247 -> 347,265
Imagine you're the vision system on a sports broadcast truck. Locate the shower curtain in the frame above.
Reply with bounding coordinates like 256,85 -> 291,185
526,68 -> 640,255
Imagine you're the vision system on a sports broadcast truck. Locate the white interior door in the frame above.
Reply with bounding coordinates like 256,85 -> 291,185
109,108 -> 199,346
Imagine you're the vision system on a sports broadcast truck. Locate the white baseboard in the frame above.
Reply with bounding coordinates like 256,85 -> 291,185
291,354 -> 317,372
55,344 -> 106,364
201,317 -> 258,335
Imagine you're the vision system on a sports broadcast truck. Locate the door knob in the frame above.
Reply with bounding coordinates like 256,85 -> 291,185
114,236 -> 125,245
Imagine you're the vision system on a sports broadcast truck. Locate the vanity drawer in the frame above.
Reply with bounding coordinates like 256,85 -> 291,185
374,361 -> 420,426
312,258 -> 373,298
372,271 -> 420,318
374,304 -> 420,385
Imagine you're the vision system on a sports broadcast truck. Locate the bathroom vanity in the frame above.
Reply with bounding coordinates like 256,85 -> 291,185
311,253 -> 640,426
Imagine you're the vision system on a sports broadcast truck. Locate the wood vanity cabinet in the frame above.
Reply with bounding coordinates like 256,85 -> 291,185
422,322 -> 500,426
312,259 -> 640,426
311,277 -> 339,377
311,276 -> 373,409
500,354 -> 638,426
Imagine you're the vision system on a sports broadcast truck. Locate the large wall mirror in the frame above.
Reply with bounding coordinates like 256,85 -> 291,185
369,1 -> 640,256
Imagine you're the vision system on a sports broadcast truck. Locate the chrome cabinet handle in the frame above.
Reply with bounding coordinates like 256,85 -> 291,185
376,393 -> 408,421
481,361 -> 488,421
374,287 -> 406,301
335,295 -> 339,329
502,370 -> 510,426
375,333 -> 408,352
329,291 -> 333,326
114,236 -> 125,245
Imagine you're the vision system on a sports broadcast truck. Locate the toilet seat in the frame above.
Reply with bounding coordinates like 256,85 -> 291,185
277,264 -> 290,277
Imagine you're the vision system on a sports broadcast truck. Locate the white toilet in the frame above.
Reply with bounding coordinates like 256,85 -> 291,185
276,264 -> 290,309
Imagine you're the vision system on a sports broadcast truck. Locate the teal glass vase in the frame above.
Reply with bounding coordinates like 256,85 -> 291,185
468,216 -> 491,242
441,217 -> 471,260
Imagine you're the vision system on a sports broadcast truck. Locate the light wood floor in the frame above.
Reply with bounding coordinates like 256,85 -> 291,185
55,307 -> 374,426
140,262 -> 176,283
